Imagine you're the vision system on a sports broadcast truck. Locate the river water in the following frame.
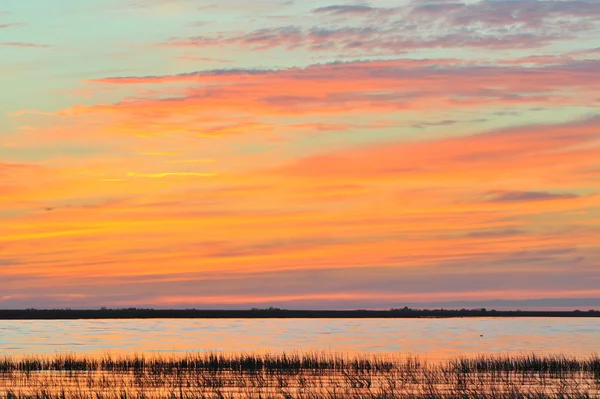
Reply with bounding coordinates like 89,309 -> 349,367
0,318 -> 598,360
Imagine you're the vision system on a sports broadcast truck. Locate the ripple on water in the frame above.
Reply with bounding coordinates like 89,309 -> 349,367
0,318 -> 598,360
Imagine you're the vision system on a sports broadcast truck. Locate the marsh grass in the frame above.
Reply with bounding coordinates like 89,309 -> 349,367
1,353 -> 599,399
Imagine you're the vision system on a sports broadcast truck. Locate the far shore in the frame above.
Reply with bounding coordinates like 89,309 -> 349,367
0,308 -> 599,320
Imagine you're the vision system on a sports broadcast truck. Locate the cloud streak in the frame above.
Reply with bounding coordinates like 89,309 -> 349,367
487,191 -> 580,203
312,5 -> 382,15
0,23 -> 23,29
0,42 -> 51,48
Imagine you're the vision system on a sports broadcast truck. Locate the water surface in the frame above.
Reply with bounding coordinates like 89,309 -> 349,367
1,318 -> 597,360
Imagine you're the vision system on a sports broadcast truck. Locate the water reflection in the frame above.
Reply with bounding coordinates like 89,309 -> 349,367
0,318 -> 598,360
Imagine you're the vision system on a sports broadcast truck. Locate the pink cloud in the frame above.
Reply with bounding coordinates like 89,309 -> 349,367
0,42 -> 51,48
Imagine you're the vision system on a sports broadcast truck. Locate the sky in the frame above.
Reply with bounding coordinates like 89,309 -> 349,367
1,0 -> 600,310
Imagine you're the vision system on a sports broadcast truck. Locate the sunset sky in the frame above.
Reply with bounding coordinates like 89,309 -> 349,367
1,0 -> 600,310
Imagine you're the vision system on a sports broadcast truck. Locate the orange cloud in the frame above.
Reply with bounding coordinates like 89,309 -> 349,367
2,117 -> 599,305
3,52 -> 600,309
11,59 -> 590,150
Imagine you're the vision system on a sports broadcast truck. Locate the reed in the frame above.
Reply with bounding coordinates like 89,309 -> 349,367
1,353 -> 598,399
0,353 -> 397,373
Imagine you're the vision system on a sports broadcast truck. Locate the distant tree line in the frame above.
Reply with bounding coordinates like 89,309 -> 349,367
0,307 -> 598,320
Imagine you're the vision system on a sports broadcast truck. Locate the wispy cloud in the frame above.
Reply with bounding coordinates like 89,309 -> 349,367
466,229 -> 525,238
0,42 -> 51,48
75,59 -> 600,134
0,23 -> 24,29
161,0 -> 600,54
487,191 -> 580,203
127,172 -> 217,178
409,0 -> 600,28
163,25 -> 563,52
174,56 -> 232,63
311,5 -> 383,15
